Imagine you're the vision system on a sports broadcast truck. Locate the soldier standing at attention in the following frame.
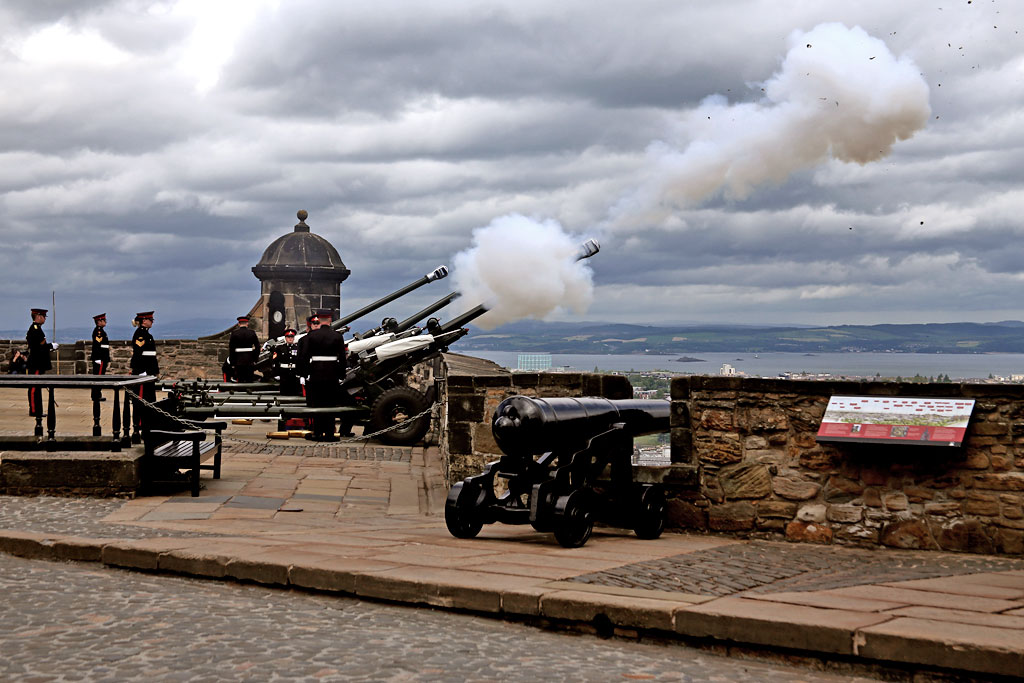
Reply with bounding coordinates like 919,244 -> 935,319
298,314 -> 346,441
228,315 -> 260,383
26,307 -> 57,417
90,313 -> 110,401
272,327 -> 301,395
130,311 -> 158,428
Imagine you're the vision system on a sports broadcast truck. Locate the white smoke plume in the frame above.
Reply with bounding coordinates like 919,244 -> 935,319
451,214 -> 595,329
626,23 -> 931,211
451,24 -> 930,327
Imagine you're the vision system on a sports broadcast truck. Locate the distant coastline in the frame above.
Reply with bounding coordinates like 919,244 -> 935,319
674,356 -> 704,362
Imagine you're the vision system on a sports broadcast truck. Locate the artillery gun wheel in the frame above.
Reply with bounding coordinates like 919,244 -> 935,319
633,485 -> 666,540
553,488 -> 594,548
369,386 -> 430,445
445,481 -> 485,539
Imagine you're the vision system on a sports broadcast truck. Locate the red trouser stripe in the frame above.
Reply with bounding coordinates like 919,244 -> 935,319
27,370 -> 41,415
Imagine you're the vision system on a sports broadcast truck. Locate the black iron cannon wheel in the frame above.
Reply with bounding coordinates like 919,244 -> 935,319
368,386 -> 430,446
553,488 -> 595,548
445,481 -> 486,539
632,484 -> 666,540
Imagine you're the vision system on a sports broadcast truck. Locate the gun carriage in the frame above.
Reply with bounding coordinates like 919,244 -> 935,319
445,396 -> 668,548
163,271 -> 489,445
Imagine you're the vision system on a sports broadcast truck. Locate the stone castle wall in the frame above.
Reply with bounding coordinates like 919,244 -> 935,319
2,338 -> 226,379
671,376 -> 1024,556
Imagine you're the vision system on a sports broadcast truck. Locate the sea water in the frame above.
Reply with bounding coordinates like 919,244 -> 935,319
467,351 -> 1024,381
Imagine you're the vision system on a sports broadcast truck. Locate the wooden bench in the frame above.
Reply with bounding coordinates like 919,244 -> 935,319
139,398 -> 226,497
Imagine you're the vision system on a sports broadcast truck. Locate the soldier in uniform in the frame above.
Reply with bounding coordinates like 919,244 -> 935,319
130,311 -> 158,429
272,327 -> 301,395
90,313 -> 110,401
298,314 -> 346,441
26,308 -> 57,417
228,315 -> 260,383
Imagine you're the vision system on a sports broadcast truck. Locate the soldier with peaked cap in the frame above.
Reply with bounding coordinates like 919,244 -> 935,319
129,311 -> 158,429
228,315 -> 260,383
90,313 -> 110,401
298,313 -> 347,441
272,326 -> 301,395
26,308 -> 57,417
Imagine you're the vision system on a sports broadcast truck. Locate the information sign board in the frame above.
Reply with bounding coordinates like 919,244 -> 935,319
816,396 -> 975,447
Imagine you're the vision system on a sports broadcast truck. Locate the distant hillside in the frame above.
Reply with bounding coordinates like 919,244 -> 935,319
458,320 -> 1024,354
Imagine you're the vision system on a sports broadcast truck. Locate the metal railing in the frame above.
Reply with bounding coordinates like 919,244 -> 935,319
0,374 -> 157,449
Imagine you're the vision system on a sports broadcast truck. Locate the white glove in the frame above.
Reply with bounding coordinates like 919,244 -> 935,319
139,372 -> 148,377
299,377 -> 306,386
51,343 -> 59,350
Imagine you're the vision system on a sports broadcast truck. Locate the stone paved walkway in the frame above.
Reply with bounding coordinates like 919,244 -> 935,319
0,389 -> 1022,679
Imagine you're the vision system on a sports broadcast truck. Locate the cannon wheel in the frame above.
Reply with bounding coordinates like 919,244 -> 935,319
445,481 -> 485,539
369,386 -> 430,446
633,485 -> 666,540
553,488 -> 594,548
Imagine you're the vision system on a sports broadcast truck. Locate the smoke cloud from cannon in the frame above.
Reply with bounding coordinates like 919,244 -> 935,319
451,214 -> 597,329
448,23 -> 930,327
612,23 -> 931,222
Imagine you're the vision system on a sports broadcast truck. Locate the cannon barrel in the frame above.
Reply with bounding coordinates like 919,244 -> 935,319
491,396 -> 669,457
437,303 -> 489,334
332,265 -> 448,332
393,291 -> 460,333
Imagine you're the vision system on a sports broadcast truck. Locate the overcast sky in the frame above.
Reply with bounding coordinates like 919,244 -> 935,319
1,0 -> 1021,335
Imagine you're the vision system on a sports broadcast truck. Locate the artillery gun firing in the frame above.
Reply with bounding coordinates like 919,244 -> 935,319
164,238 -> 600,446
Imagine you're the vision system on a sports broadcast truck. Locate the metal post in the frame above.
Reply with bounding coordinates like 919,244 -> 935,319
92,386 -> 102,437
46,387 -> 56,445
122,389 -> 133,447
112,389 -> 121,451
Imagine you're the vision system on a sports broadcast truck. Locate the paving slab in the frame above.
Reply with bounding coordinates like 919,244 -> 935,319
676,597 -> 891,655
856,616 -> 1024,677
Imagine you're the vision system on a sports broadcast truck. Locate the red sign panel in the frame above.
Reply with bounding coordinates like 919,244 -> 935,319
816,396 -> 974,447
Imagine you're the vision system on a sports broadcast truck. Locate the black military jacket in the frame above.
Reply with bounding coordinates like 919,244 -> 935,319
299,326 -> 346,385
228,327 -> 260,368
130,327 -> 159,375
273,342 -> 299,378
91,326 -> 110,364
26,323 -> 52,373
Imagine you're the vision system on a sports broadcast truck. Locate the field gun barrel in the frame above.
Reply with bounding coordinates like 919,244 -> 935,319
393,292 -> 460,333
331,265 -> 448,332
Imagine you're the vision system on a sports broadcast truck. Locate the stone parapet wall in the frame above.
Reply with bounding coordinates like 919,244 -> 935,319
2,338 -> 226,379
439,353 -> 633,486
671,376 -> 1024,556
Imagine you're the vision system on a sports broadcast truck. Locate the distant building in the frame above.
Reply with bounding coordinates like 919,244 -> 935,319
518,353 -> 552,371
720,363 -> 737,376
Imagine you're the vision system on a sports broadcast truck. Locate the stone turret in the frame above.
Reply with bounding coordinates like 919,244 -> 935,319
250,210 -> 351,339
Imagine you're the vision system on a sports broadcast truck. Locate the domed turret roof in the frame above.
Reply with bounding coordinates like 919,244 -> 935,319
252,210 -> 351,283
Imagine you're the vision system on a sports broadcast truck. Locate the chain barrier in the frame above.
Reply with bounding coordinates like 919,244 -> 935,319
126,390 -> 437,447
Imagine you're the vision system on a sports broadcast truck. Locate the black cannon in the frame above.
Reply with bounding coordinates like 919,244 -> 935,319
445,395 -> 669,548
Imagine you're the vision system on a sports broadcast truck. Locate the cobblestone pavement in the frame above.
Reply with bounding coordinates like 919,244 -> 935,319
571,540 -> 1024,596
0,496 -> 219,539
223,441 -> 413,461
0,553 -> 883,683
